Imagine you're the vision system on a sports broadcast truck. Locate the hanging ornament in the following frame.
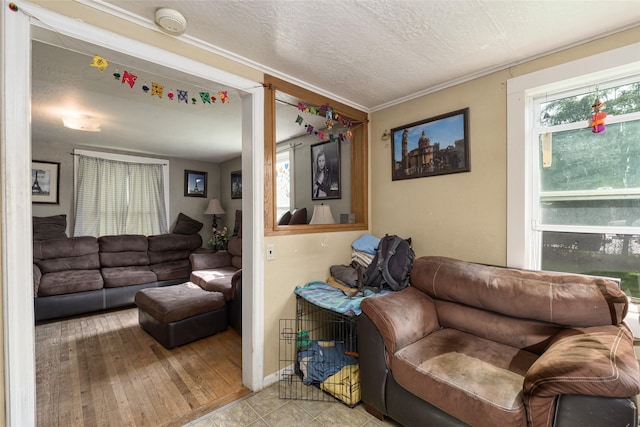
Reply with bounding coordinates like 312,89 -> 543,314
306,124 -> 314,134
89,55 -> 108,72
9,3 -> 19,11
295,115 -> 303,125
113,68 -> 121,80
191,97 -> 197,104
151,82 -> 163,98
218,91 -> 229,103
200,92 -> 212,104
167,91 -> 174,100
141,84 -> 150,93
177,89 -> 188,104
590,98 -> 606,133
121,71 -> 137,88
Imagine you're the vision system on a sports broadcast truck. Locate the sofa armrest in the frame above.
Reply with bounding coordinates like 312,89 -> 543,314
523,325 -> 640,426
189,251 -> 232,271
360,286 -> 440,355
33,264 -> 42,297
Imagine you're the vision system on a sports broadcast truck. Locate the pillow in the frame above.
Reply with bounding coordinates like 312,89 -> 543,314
33,215 -> 67,241
172,213 -> 203,235
289,208 -> 308,225
278,211 -> 292,226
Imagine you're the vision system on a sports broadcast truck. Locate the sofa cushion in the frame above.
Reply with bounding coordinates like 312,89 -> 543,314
100,251 -> 150,268
410,256 -> 628,327
98,234 -> 148,252
150,259 -> 191,281
148,233 -> 202,252
33,214 -> 67,241
135,282 -> 226,323
190,266 -> 239,301
172,213 -> 203,235
36,253 -> 100,274
392,328 -> 537,427
148,250 -> 192,265
33,236 -> 98,261
38,270 -> 104,296
101,266 -> 157,288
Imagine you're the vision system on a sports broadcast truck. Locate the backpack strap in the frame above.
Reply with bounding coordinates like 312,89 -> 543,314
363,238 -> 386,289
381,237 -> 404,290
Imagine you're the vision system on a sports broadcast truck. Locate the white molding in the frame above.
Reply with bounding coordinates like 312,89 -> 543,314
2,5 -> 36,426
506,42 -> 640,269
3,3 -> 266,424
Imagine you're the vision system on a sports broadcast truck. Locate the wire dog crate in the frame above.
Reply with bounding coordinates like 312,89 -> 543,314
279,295 -> 360,407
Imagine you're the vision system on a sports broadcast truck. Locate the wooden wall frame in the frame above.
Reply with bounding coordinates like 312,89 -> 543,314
263,75 -> 368,235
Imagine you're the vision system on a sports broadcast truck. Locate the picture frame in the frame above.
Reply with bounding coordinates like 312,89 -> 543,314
231,170 -> 242,199
32,160 -> 60,204
184,170 -> 208,197
311,139 -> 341,200
391,108 -> 470,181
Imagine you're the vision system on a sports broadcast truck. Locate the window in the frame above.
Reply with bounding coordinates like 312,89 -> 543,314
507,43 -> 640,301
73,149 -> 170,237
533,80 -> 640,298
276,148 -> 294,221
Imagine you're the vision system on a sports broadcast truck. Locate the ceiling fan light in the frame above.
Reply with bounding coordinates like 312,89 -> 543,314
62,115 -> 101,132
154,8 -> 187,35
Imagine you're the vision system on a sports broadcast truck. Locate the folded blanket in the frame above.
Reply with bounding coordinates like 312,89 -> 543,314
295,281 -> 390,316
351,233 -> 380,255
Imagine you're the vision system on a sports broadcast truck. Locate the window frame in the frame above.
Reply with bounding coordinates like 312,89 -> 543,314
506,42 -> 640,269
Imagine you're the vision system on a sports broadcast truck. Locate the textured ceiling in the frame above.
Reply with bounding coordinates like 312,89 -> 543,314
31,1 -> 640,162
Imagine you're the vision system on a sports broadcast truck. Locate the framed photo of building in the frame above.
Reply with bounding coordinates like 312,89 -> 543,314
391,108 -> 470,181
184,170 -> 207,197
311,140 -> 341,200
231,170 -> 242,199
32,160 -> 60,204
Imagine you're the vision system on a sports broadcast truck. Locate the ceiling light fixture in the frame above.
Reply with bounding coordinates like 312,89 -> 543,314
154,8 -> 187,35
62,114 -> 101,132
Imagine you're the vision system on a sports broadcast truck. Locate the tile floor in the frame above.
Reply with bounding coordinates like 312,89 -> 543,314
185,382 -> 402,427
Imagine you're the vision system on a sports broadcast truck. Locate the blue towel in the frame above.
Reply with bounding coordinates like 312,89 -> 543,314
351,233 -> 380,255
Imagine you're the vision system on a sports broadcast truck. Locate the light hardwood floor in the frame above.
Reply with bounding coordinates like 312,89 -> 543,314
36,307 -> 249,427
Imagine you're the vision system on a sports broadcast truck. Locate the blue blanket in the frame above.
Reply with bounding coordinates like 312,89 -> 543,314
294,281 -> 391,317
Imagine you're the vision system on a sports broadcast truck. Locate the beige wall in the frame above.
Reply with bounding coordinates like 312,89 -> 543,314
369,26 -> 640,267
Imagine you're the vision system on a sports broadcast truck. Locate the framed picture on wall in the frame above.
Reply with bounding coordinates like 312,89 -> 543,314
391,108 -> 470,181
231,170 -> 242,199
184,170 -> 208,197
32,160 -> 60,204
311,140 -> 341,200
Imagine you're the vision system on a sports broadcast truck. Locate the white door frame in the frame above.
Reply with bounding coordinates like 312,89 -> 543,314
1,3 -> 265,425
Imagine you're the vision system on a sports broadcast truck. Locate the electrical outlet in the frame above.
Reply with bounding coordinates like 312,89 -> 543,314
266,244 -> 275,261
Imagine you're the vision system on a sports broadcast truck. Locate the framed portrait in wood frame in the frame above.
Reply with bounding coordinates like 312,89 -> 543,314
391,108 -> 470,181
32,160 -> 60,204
310,139 -> 341,200
184,170 -> 208,197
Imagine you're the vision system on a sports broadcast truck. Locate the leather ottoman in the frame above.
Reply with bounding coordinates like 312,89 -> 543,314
134,282 -> 227,349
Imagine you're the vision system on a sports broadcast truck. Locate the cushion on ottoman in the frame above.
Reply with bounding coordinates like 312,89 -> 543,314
190,267 -> 238,301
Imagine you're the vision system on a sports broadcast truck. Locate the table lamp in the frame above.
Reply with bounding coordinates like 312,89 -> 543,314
309,204 -> 335,224
204,198 -> 225,230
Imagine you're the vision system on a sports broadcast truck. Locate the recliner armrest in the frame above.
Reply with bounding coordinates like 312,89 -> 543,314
523,324 -> 640,426
360,287 -> 440,355
189,251 -> 232,270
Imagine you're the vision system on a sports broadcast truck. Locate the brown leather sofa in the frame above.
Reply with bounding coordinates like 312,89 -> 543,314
189,235 -> 242,333
359,256 -> 640,427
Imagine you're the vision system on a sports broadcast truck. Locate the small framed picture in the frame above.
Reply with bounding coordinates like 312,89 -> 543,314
231,170 -> 242,199
32,160 -> 60,204
391,108 -> 470,181
184,170 -> 207,197
311,140 -> 341,200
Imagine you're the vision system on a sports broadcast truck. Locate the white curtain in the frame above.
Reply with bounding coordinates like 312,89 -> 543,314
74,155 -> 168,237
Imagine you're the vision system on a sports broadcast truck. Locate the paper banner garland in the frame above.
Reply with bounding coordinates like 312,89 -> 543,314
90,55 -> 108,72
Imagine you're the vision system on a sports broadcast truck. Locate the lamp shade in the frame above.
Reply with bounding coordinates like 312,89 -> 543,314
204,199 -> 225,215
310,204 -> 335,224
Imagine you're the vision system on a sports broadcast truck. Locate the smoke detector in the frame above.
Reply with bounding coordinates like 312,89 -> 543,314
154,8 -> 187,35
